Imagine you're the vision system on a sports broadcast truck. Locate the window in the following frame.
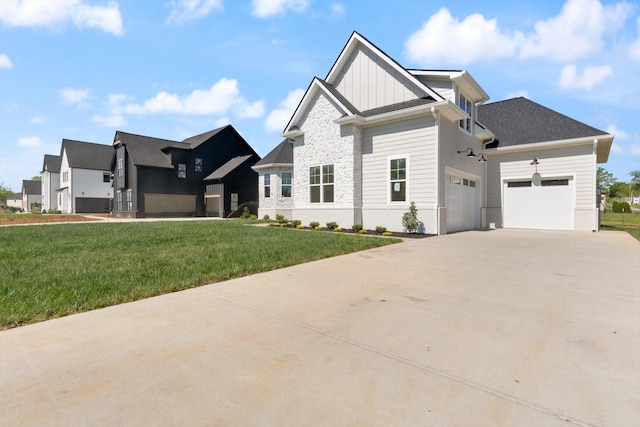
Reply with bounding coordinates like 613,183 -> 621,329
458,93 -> 472,133
116,191 -> 122,210
309,164 -> 334,203
178,163 -> 186,178
390,158 -> 406,202
195,158 -> 202,172
103,172 -> 110,183
507,181 -> 532,188
541,179 -> 569,186
62,171 -> 69,182
264,173 -> 271,198
117,159 -> 124,177
231,193 -> 238,211
281,172 -> 292,198
126,190 -> 132,210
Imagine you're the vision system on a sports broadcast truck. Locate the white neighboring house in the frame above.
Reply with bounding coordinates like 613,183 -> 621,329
21,180 -> 41,212
257,31 -> 613,233
5,193 -> 22,211
57,139 -> 114,214
41,154 -> 61,212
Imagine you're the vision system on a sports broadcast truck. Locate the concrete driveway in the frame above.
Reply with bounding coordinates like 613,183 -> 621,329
1,229 -> 639,426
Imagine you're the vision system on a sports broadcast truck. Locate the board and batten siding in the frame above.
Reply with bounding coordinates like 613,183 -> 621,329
486,143 -> 596,231
332,44 -> 426,112
414,77 -> 454,102
361,116 -> 437,233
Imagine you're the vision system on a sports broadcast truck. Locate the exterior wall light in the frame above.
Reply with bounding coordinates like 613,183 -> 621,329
457,148 -> 476,158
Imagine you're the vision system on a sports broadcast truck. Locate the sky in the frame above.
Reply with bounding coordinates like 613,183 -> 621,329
1,0 -> 639,193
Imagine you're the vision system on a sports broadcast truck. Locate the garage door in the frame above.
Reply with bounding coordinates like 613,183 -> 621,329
445,173 -> 479,233
75,197 -> 111,213
144,194 -> 196,216
503,177 -> 574,230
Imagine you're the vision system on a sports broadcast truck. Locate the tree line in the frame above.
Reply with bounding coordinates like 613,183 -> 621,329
597,168 -> 640,201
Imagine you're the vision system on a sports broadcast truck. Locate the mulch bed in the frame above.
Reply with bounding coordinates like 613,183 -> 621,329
0,215 -> 98,226
270,224 -> 434,239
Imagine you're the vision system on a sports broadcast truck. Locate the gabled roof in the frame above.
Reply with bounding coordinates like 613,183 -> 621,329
204,155 -> 254,180
181,127 -> 226,148
61,139 -> 113,171
253,139 -> 293,169
478,97 -> 613,162
114,131 -> 184,169
41,154 -> 62,173
408,69 -> 490,103
22,180 -> 41,195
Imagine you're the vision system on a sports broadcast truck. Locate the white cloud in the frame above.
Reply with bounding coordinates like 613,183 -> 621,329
0,0 -> 124,36
558,64 -> 613,90
265,88 -> 304,132
405,8 -> 520,65
122,78 -> 265,119
519,0 -> 633,61
30,116 -> 46,124
331,3 -> 345,19
630,17 -> 640,60
167,0 -> 223,25
606,125 -> 640,156
18,136 -> 41,148
92,113 -> 126,128
59,87 -> 91,107
0,53 -> 13,69
505,89 -> 529,99
251,0 -> 310,18
606,124 -> 630,140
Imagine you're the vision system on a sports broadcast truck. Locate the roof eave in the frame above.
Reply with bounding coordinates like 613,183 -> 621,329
252,162 -> 293,171
334,100 -> 465,127
485,134 -> 614,163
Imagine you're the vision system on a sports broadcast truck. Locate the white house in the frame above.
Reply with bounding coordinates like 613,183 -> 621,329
256,32 -> 613,234
21,180 -> 41,212
41,154 -> 61,212
56,139 -> 114,214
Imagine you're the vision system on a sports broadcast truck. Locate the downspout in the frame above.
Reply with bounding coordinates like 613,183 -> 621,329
593,138 -> 599,232
431,106 -> 441,235
482,137 -> 494,229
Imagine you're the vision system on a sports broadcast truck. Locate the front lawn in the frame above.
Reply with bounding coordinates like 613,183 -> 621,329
601,211 -> 640,241
0,220 -> 400,328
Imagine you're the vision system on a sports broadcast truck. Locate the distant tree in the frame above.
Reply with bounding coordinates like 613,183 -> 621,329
630,170 -> 640,194
596,167 -> 616,191
0,182 -> 13,204
609,181 -> 630,199
30,175 -> 41,181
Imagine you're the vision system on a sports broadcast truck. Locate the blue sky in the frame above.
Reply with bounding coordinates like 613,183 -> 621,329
1,0 -> 639,192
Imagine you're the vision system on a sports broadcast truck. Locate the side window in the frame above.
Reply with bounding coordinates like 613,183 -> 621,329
195,158 -> 202,172
281,172 -> 292,198
390,158 -> 406,202
178,163 -> 186,178
117,159 -> 124,177
264,173 -> 271,198
310,165 -> 334,203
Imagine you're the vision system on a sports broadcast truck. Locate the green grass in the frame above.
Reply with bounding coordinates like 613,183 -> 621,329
0,220 -> 400,328
601,211 -> 640,241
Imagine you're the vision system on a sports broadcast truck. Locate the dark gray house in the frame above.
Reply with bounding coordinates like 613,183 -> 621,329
111,125 -> 260,218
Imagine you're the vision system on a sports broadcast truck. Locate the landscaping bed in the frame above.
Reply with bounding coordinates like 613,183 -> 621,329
0,213 -> 97,225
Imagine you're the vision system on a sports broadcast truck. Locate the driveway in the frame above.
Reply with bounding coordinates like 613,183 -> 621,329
1,229 -> 639,426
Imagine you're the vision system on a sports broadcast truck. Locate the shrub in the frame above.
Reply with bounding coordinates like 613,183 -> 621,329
249,214 -> 257,220
240,207 -> 251,219
314,225 -> 323,230
292,219 -> 302,227
280,223 -> 287,227
310,221 -> 320,228
402,201 -> 419,233
326,221 -> 338,230
268,221 -> 276,227
621,202 -> 632,213
41,209 -> 47,214
358,229 -> 368,234
375,226 -> 387,234
49,209 -> 61,214
334,227 -> 342,232
612,201 -> 631,213
263,214 -> 270,220
352,224 -> 363,232
275,214 -> 287,224
296,224 -> 304,229
382,231 -> 393,236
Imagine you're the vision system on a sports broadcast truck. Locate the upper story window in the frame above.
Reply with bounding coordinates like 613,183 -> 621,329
126,190 -> 133,210
195,158 -> 202,172
264,173 -> 271,198
103,172 -> 111,183
390,158 -> 406,202
116,191 -> 122,211
310,165 -> 334,203
178,163 -> 186,179
62,171 -> 69,182
458,93 -> 473,133
117,159 -> 124,177
281,172 -> 292,198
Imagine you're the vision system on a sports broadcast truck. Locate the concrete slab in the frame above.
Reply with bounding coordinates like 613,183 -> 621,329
1,229 -> 639,426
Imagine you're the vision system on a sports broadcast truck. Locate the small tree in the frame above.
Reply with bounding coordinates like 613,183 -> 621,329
0,182 -> 13,204
402,202 -> 419,233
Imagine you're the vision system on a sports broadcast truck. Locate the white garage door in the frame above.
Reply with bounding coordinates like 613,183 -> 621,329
503,177 -> 574,230
445,173 -> 479,233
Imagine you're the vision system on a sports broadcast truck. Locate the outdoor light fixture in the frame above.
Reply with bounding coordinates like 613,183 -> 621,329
457,148 -> 476,158
476,154 -> 487,162
530,157 -> 539,166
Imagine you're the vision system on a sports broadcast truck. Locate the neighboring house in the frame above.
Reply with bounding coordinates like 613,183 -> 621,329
251,139 -> 294,219
258,31 -> 613,233
41,154 -> 61,212
22,180 -> 41,212
111,125 -> 260,218
5,192 -> 22,211
57,139 -> 114,214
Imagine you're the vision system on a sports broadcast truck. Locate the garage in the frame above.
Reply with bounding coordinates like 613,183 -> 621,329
445,172 -> 480,233
144,194 -> 196,217
503,176 -> 574,230
75,197 -> 111,213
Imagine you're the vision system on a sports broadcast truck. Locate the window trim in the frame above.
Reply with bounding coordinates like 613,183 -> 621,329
178,163 -> 187,179
457,91 -> 473,134
309,164 -> 334,204
117,158 -> 124,178
281,171 -> 292,198
388,155 -> 409,204
264,173 -> 271,198
103,172 -> 111,183
194,158 -> 202,172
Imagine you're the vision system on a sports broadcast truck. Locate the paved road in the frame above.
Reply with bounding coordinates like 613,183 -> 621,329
1,229 -> 639,426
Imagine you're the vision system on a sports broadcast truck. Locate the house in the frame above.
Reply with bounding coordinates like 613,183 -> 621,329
251,139 -> 294,219
111,125 -> 260,218
5,193 -> 22,211
41,154 -> 61,212
57,139 -> 114,214
257,31 -> 613,233
22,180 -> 41,212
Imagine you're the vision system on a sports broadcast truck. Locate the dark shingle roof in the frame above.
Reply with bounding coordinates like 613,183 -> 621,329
361,97 -> 435,117
61,139 -> 113,170
115,131 -> 185,169
181,127 -> 226,148
42,154 -> 62,173
478,97 -> 608,148
254,139 -> 293,167
22,180 -> 41,195
316,79 -> 360,115
204,155 -> 254,180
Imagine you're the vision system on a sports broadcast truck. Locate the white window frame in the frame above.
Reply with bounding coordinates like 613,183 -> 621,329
117,158 -> 124,178
194,158 -> 202,172
178,163 -> 186,179
457,92 -> 473,133
309,164 -> 334,203
126,190 -> 132,210
264,173 -> 271,198
387,155 -> 409,204
281,172 -> 292,198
